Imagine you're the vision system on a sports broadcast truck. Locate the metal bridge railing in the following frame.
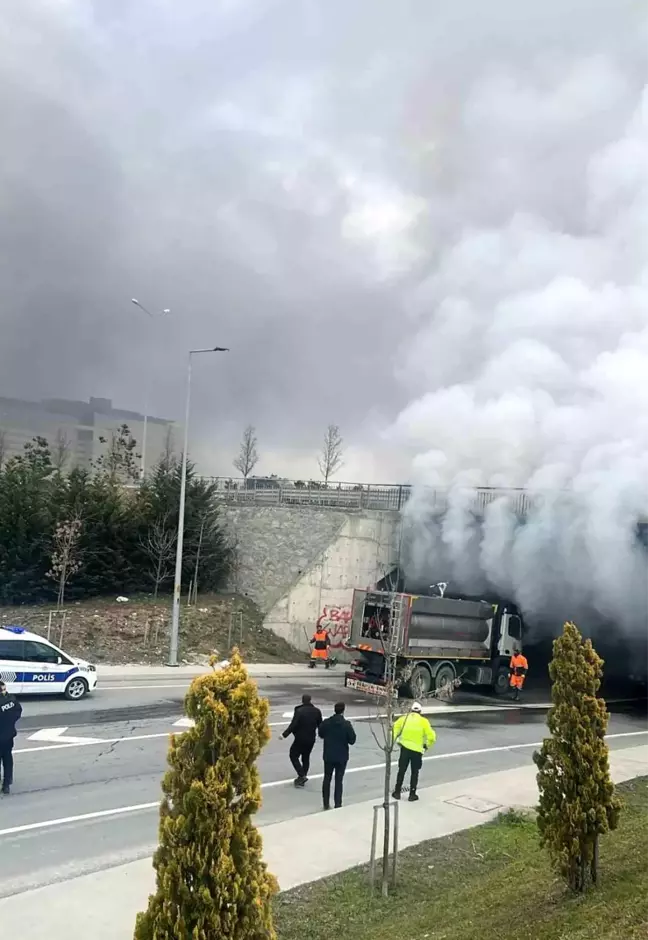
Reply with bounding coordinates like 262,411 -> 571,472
207,478 -> 410,512
205,478 -> 542,515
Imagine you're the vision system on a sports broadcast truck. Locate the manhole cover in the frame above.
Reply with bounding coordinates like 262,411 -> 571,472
445,795 -> 502,814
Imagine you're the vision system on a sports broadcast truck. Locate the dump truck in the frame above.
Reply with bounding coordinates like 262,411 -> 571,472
343,589 -> 524,698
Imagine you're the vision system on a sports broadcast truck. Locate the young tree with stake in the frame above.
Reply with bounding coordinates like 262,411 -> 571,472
46,516 -> 83,608
134,651 -> 278,939
318,423 -> 343,484
140,515 -> 176,598
534,621 -> 621,892
234,425 -> 259,480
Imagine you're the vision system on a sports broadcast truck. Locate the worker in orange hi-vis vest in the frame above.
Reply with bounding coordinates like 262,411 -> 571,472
509,647 -> 529,702
309,626 -> 331,669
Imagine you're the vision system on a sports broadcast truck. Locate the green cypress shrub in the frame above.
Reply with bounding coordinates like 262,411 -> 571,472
134,651 -> 278,938
534,621 -> 621,892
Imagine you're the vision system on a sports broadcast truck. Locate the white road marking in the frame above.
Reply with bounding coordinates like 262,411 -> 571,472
0,803 -> 160,836
27,727 -> 104,745
3,731 -> 646,837
16,721 -> 290,754
172,717 -> 195,728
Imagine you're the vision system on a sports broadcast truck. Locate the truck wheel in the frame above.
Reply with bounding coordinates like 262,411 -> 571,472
434,663 -> 456,694
407,664 -> 432,698
494,666 -> 511,697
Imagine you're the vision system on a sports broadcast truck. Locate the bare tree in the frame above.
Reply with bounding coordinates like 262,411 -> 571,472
318,423 -> 344,484
227,534 -> 244,595
233,424 -> 259,480
0,429 -> 6,470
95,424 -> 140,482
52,428 -> 71,472
46,516 -> 83,608
141,516 -> 176,598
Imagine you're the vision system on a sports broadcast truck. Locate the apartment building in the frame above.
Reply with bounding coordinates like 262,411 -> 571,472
0,395 -> 177,474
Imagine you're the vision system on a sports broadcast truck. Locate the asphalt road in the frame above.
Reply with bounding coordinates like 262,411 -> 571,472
1,676 -> 646,898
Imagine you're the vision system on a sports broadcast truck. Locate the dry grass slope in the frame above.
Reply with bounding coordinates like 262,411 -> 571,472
0,593 -> 302,664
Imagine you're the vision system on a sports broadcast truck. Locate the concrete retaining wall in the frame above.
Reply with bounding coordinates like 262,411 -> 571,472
222,507 -> 401,659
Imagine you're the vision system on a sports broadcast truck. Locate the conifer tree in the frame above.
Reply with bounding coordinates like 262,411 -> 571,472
533,621 -> 621,892
134,651 -> 278,939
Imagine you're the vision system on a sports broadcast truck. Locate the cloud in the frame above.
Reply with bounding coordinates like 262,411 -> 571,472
1,0 -> 647,556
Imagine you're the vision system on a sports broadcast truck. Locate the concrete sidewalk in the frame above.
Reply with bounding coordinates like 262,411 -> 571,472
4,744 -> 648,938
98,662 -> 337,681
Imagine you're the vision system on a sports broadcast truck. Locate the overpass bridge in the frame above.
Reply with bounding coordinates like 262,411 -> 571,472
210,476 -> 646,658
208,476 -> 539,516
210,477 -> 407,654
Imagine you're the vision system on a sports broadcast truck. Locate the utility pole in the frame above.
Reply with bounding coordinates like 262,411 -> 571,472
168,346 -> 228,666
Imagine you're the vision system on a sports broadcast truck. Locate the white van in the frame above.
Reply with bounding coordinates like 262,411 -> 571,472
0,625 -> 97,700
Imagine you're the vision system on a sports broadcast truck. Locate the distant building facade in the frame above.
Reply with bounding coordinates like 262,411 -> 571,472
0,395 -> 177,474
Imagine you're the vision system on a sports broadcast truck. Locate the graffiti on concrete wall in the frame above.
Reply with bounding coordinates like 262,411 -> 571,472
316,605 -> 352,649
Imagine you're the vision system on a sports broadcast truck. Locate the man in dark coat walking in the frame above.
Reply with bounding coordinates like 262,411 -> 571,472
281,693 -> 322,786
0,680 -> 22,795
318,701 -> 356,810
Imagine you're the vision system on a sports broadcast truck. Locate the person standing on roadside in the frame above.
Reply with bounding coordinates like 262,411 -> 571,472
0,680 -> 22,795
318,701 -> 356,810
391,701 -> 436,802
509,646 -> 529,701
281,693 -> 322,787
309,625 -> 331,669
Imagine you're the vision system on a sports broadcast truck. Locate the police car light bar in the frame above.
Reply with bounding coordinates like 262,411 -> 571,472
1,625 -> 26,634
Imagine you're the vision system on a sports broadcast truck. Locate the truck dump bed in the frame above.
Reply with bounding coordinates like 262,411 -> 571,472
349,590 -> 495,660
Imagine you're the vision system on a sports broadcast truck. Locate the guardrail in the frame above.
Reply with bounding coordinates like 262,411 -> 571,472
208,478 -> 410,511
206,478 -> 541,516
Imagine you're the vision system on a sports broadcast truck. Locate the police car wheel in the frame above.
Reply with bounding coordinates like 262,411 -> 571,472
65,677 -> 89,701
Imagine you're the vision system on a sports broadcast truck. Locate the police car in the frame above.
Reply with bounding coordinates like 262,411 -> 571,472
0,625 -> 97,700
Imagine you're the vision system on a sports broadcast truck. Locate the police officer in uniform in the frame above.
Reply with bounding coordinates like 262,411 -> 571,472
0,679 -> 22,794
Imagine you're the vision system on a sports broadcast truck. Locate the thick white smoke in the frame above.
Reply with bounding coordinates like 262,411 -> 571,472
390,25 -> 648,641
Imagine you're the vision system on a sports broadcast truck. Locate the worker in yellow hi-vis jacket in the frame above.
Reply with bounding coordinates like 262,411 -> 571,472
391,702 -> 436,802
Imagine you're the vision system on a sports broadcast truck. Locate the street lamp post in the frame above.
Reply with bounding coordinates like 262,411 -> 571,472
168,346 -> 229,667
131,299 -> 170,480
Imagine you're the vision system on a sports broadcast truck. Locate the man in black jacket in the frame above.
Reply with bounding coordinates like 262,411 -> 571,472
0,680 -> 22,795
281,693 -> 322,786
318,701 -> 356,810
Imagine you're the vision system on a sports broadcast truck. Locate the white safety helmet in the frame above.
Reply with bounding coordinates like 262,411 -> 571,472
411,701 -> 422,713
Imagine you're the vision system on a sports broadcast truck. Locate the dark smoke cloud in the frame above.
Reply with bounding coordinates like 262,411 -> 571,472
1,1 -> 647,514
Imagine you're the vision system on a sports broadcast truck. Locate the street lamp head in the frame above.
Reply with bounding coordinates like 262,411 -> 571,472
132,298 -> 170,318
189,346 -> 230,355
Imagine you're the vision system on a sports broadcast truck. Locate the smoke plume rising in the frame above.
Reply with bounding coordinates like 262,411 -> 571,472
390,9 -> 648,644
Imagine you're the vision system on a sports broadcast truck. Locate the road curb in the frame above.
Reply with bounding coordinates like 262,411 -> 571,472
95,663 -> 345,682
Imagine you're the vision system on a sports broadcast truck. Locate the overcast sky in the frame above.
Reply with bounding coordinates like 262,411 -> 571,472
1,1 -> 646,484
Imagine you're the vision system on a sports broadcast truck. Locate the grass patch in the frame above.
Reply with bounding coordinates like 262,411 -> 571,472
274,777 -> 648,940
